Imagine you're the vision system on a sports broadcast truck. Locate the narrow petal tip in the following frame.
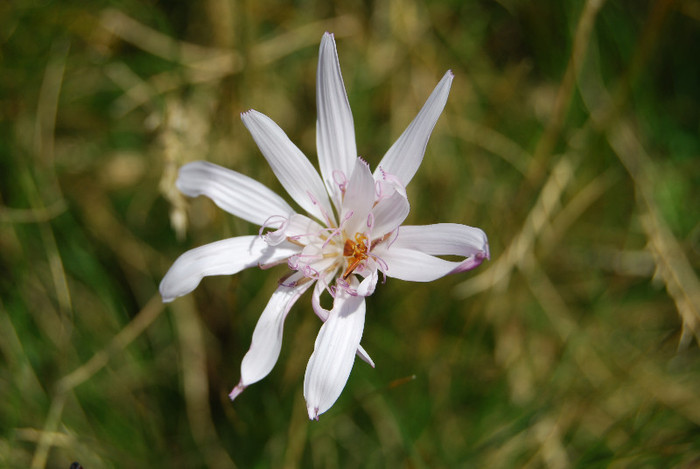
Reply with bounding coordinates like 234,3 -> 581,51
228,382 -> 246,401
158,280 -> 177,303
450,250 -> 489,275
307,405 -> 320,421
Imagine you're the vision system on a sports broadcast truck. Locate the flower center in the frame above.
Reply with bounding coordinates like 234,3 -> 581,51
342,232 -> 369,279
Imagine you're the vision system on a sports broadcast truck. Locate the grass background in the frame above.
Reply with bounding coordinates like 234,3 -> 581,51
1,0 -> 699,467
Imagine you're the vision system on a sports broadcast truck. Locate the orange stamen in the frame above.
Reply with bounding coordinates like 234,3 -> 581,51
342,233 -> 369,279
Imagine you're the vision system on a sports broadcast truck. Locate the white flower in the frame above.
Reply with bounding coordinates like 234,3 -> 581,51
159,32 -> 489,420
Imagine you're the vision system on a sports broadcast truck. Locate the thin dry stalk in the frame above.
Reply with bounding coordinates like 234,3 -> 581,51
526,0 -> 607,183
30,295 -> 165,468
607,121 -> 700,343
456,154 -> 577,298
171,297 -> 237,469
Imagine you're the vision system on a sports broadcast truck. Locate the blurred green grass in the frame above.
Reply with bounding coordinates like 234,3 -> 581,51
1,0 -> 699,468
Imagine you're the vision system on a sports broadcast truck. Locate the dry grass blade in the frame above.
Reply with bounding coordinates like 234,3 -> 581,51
0,200 -> 67,223
101,11 -> 359,116
607,121 -> 700,343
56,295 -> 164,393
99,8 -> 242,67
572,0 -> 699,344
251,16 -> 361,66
526,0 -> 607,183
456,154 -> 577,298
452,117 -> 531,174
172,297 -> 238,469
30,295 -> 164,468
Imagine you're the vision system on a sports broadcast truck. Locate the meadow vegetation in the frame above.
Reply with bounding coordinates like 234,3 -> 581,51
1,0 -> 699,467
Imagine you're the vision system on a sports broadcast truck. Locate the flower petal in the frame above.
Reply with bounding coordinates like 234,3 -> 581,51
375,71 -> 453,187
373,223 -> 489,282
177,161 -> 295,226
370,190 -> 410,239
159,236 -> 300,302
241,110 -> 335,225
356,268 -> 379,296
229,272 -> 312,400
311,276 -> 374,367
356,345 -> 375,368
262,214 -> 325,246
304,291 -> 366,419
316,32 -> 357,209
341,158 -> 376,235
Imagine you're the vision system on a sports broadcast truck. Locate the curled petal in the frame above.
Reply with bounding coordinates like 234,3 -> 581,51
316,32 -> 357,209
263,214 -> 325,246
241,110 -> 335,225
375,71 -> 453,187
373,223 -> 489,282
229,272 -> 312,400
177,161 -> 295,226
284,214 -> 326,242
159,236 -> 300,302
311,275 -> 333,322
304,291 -> 366,419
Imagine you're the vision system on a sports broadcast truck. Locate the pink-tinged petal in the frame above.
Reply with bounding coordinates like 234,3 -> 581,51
375,71 -> 453,187
372,223 -> 489,282
241,110 -> 335,225
176,161 -> 295,226
370,190 -> 410,239
316,32 -> 357,209
159,236 -> 300,302
341,158 -> 376,235
304,292 -> 366,419
229,272 -> 312,400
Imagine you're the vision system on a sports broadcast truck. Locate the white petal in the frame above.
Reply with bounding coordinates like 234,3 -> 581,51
262,214 -> 325,246
393,223 -> 489,257
316,32 -> 357,209
241,110 -> 335,225
311,276 -> 332,322
370,190 -> 410,239
159,236 -> 299,302
284,214 -> 326,241
375,71 -> 453,187
356,345 -> 375,368
310,276 -> 373,367
356,268 -> 379,297
373,223 -> 489,282
340,158 -> 376,235
229,273 -> 312,400
304,292 -> 366,419
176,161 -> 295,226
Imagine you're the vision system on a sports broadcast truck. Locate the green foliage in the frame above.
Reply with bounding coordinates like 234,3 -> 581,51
1,0 -> 699,467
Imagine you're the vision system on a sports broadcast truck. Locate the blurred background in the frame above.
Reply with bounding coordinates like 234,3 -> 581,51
1,0 -> 699,467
